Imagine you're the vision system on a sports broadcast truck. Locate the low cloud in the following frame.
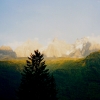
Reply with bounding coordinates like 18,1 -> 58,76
88,36 -> 100,44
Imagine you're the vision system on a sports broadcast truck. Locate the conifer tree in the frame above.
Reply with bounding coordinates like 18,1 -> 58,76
17,50 -> 58,100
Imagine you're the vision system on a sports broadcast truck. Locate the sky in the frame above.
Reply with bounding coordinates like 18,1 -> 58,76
0,0 -> 100,49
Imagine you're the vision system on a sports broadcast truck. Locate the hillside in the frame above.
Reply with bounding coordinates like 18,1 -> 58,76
0,51 -> 100,100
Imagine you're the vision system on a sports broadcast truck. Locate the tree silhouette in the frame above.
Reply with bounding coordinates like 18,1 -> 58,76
17,50 -> 58,100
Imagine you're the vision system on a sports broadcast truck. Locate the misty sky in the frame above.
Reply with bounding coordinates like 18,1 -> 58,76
0,0 -> 100,49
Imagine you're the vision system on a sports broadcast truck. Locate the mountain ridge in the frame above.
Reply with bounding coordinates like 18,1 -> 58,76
1,37 -> 100,58
0,45 -> 17,59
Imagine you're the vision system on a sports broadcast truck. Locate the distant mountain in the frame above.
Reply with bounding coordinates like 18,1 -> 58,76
42,38 -> 72,57
69,37 -> 100,58
0,46 -> 17,59
15,40 -> 42,57
14,37 -> 100,58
